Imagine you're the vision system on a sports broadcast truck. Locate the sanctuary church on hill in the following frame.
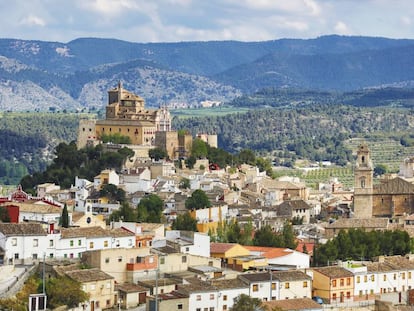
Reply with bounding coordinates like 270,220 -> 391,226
353,143 -> 414,219
77,81 -> 172,149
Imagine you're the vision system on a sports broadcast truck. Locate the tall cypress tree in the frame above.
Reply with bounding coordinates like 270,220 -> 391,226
61,203 -> 69,228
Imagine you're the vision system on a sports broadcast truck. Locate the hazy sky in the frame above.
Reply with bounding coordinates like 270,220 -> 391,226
1,0 -> 413,43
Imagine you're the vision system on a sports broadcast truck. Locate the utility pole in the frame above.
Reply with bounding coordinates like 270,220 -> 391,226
42,252 -> 45,294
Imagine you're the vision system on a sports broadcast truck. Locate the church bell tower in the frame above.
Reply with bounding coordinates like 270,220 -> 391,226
353,143 -> 373,218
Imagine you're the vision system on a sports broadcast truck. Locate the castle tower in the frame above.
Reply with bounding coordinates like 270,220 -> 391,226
353,143 -> 373,218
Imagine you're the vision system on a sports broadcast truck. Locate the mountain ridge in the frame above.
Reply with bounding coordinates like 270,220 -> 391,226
1,35 -> 414,111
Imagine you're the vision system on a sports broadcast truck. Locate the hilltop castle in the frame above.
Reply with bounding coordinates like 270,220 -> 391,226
77,82 -> 172,149
77,83 -> 217,160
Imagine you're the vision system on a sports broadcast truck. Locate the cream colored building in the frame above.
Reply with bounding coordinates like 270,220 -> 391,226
81,247 -> 154,283
65,268 -> 115,311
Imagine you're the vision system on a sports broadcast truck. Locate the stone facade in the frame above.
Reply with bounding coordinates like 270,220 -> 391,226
353,144 -> 373,218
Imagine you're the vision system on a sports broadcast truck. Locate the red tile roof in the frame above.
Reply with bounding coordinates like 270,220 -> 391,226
210,242 -> 239,253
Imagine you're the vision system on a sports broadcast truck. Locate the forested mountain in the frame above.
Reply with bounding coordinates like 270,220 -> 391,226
2,35 -> 414,110
0,112 -> 81,184
173,104 -> 414,165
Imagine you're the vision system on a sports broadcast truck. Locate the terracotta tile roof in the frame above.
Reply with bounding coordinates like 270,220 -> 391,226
156,291 -> 189,300
325,218 -> 389,229
65,268 -> 114,283
263,297 -> 322,310
60,226 -> 134,239
365,256 -> 414,272
313,266 -> 354,278
177,277 -> 247,293
210,242 -> 240,253
278,199 -> 311,210
0,223 -> 46,236
245,246 -> 295,259
271,270 -> 312,282
1,202 -> 62,214
238,272 -> 272,283
115,282 -> 148,293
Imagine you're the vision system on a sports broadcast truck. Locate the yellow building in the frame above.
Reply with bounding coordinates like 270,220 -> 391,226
312,266 -> 354,304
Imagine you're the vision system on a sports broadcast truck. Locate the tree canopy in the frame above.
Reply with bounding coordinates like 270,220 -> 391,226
137,194 -> 164,223
171,212 -> 198,231
149,147 -> 168,161
20,143 -> 134,190
45,276 -> 89,309
230,294 -> 262,311
185,189 -> 211,210
313,228 -> 413,266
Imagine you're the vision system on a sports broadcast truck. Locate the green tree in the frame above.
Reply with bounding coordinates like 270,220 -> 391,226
226,221 -> 242,243
179,177 -> 191,189
282,221 -> 298,250
60,203 -> 69,228
191,138 -> 208,159
171,212 -> 198,231
185,189 -> 211,210
45,276 -> 89,309
253,225 -> 282,247
230,293 -> 262,311
109,202 -> 137,222
137,194 -> 164,223
101,132 -> 132,144
237,149 -> 256,165
149,147 -> 168,161
374,164 -> 387,177
100,184 -> 126,203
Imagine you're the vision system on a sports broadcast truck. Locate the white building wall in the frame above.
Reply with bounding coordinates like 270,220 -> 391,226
189,292 -> 217,311
267,251 -> 310,269
217,287 -> 250,310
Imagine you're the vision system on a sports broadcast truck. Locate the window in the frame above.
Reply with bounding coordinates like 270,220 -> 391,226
347,278 -> 351,285
409,272 -> 412,279
33,239 -> 38,247
285,282 -> 290,289
70,253 -> 74,259
49,240 -> 54,247
359,290 -> 363,297
104,240 -> 108,247
332,293 -> 337,300
106,300 -> 111,306
118,256 -> 122,262
209,308 -> 214,311
383,275 -> 387,281
340,278 -> 344,286
14,253 -> 19,259
128,239 -> 133,246
160,257 -> 165,264
210,294 -> 214,300
178,304 -> 183,310
346,292 -> 350,299
370,289 -> 374,294
196,295 -> 201,301
394,273 -> 397,280
49,253 -> 53,258
11,238 -> 17,246
223,295 -> 227,301
186,247 -> 189,252
332,280 -> 337,287
89,242 -> 94,249
364,275 -> 367,282
223,305 -> 227,310
402,273 -> 406,280
357,276 -> 360,283
303,281 -> 308,288
105,258 -> 110,263
182,256 -> 187,263
70,240 -> 74,247
32,254 -> 38,260
252,284 -> 259,292
371,275 -> 375,282
272,282 -> 276,290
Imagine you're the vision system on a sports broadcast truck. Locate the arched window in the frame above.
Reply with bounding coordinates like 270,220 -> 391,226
361,156 -> 365,164
360,177 -> 366,188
